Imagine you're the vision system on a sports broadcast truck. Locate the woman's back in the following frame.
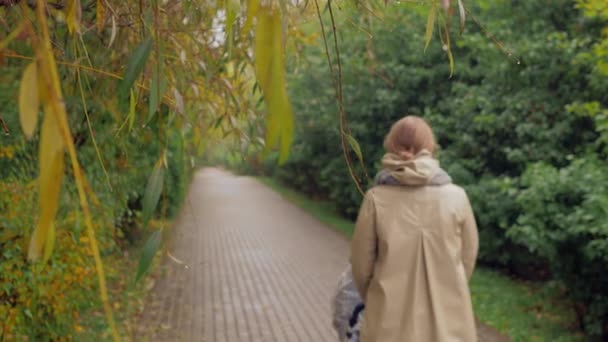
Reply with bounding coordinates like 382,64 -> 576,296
351,151 -> 478,342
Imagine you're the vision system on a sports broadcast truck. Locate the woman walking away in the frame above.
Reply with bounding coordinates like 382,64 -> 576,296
351,115 -> 479,342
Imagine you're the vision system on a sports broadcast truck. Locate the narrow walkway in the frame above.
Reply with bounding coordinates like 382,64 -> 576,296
136,168 -> 508,341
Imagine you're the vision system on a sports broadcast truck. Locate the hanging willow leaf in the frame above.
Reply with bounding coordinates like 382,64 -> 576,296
345,133 -> 364,164
443,24 -> 454,77
120,37 -> 153,94
226,0 -> 240,56
42,223 -> 55,264
128,89 -> 136,131
28,112 -> 65,261
254,10 -> 275,92
134,229 -> 162,283
447,46 -> 455,77
18,62 -> 39,139
142,163 -> 164,229
109,15 -> 117,47
213,115 -> 224,128
457,0 -> 466,34
66,0 -> 82,34
149,43 -> 166,120
148,69 -> 164,119
424,5 -> 437,52
173,88 -> 184,114
243,0 -> 260,34
254,6 -> 294,164
96,0 -> 105,33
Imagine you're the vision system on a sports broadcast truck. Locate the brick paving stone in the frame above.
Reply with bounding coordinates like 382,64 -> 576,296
136,168 -> 509,342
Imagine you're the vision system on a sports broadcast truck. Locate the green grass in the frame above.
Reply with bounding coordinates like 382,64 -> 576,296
259,176 -> 584,341
470,269 -> 583,341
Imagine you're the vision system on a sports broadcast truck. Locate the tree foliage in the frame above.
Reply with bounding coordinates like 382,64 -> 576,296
263,0 -> 608,337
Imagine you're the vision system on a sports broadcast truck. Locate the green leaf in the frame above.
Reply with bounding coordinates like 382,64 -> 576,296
128,89 -> 136,131
149,45 -> 166,121
447,46 -> 455,77
42,222 -> 55,264
443,24 -> 455,77
142,164 -> 164,229
424,5 -> 436,52
24,309 -> 33,319
213,115 -> 224,128
120,37 -> 153,94
135,229 -> 162,283
345,133 -> 364,164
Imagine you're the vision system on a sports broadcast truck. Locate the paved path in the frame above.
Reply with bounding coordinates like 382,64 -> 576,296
136,168 -> 509,341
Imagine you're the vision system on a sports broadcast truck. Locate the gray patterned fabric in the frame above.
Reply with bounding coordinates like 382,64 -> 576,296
331,265 -> 364,342
374,167 -> 452,186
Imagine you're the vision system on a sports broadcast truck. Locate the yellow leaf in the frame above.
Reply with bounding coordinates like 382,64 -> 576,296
254,6 -> 294,163
28,111 -> 65,261
19,62 -> 39,139
96,0 -> 106,33
66,0 -> 82,34
37,67 -> 49,105
243,0 -> 260,34
254,9 -> 276,93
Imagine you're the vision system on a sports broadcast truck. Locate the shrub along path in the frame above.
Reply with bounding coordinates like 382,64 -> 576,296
136,168 -> 508,341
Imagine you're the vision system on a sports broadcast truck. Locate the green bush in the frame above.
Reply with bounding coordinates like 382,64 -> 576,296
509,158 -> 608,336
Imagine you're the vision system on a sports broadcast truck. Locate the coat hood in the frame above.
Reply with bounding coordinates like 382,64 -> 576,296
376,150 -> 451,186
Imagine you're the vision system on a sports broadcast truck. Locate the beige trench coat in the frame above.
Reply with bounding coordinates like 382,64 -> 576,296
351,152 -> 479,342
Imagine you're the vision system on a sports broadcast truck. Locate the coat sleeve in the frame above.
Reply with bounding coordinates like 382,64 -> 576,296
351,191 -> 377,301
461,194 -> 479,280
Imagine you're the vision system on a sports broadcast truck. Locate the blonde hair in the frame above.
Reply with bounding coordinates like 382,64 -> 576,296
384,116 -> 436,160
